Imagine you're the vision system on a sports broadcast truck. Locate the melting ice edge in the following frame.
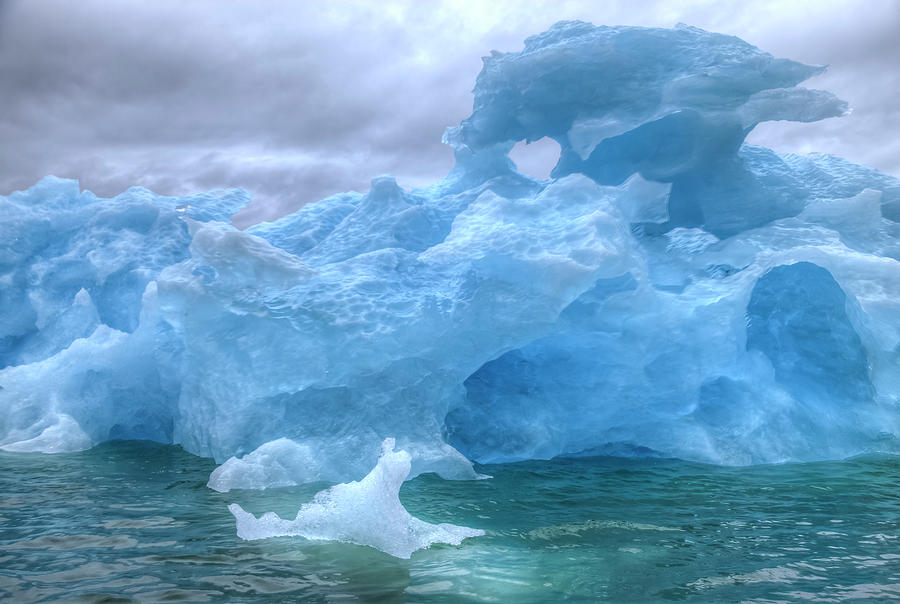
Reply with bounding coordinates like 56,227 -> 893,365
3,21 -> 900,556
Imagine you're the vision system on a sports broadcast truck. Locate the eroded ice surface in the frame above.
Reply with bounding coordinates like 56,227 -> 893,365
228,438 -> 484,558
2,22 -> 900,488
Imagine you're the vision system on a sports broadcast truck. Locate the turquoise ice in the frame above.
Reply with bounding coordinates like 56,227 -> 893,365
2,22 -> 899,494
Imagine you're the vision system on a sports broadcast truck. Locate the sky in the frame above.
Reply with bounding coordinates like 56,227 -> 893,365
1,0 -> 898,226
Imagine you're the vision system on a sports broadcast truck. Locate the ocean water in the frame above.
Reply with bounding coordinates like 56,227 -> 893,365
0,442 -> 898,603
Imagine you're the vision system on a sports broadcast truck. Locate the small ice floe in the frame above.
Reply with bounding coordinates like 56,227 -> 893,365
228,438 -> 484,558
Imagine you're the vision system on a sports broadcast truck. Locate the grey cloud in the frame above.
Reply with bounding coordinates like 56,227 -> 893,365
1,0 -> 897,227
0,0 -> 482,222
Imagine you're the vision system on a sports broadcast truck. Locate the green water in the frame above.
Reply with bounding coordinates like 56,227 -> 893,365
0,442 -> 898,603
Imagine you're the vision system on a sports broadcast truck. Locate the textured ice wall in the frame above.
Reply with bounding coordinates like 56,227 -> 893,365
2,22 -> 900,485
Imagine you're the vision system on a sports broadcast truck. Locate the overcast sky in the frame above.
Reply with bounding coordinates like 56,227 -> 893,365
1,0 -> 897,226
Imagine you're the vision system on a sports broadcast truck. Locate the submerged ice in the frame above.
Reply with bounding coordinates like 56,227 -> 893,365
3,22 -> 900,493
229,438 -> 484,558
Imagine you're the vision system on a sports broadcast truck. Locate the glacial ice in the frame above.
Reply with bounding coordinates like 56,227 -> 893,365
0,413 -> 91,453
228,438 -> 484,558
2,22 -> 900,491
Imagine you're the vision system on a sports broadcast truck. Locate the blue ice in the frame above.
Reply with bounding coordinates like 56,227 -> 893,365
2,22 -> 899,493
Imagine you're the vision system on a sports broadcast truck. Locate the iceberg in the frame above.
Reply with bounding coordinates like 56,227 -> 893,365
228,438 -> 484,558
2,21 -> 900,493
